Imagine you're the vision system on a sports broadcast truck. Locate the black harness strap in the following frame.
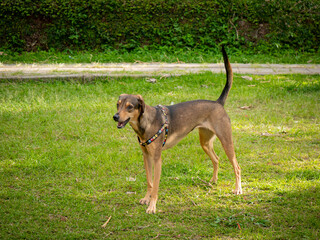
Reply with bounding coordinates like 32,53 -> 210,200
137,105 -> 169,147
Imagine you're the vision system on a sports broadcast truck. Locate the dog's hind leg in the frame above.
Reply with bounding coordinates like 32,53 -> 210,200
214,119 -> 242,195
199,128 -> 220,184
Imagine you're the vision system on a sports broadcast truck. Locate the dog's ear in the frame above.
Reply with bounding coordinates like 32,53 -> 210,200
119,93 -> 127,99
137,95 -> 145,113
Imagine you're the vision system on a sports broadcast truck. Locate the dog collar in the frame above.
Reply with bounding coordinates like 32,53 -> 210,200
138,105 -> 169,147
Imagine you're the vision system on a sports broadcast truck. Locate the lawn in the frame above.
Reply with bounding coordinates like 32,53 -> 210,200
1,49 -> 319,64
0,73 -> 319,239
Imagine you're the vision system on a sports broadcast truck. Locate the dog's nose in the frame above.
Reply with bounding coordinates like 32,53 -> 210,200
113,113 -> 119,122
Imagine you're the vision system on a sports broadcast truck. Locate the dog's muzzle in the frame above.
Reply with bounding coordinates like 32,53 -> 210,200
113,113 -> 130,129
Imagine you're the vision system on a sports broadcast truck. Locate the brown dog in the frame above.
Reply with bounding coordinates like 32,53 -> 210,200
113,47 -> 242,214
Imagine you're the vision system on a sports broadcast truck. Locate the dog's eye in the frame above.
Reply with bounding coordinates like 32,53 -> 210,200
127,105 -> 134,111
116,103 -> 119,109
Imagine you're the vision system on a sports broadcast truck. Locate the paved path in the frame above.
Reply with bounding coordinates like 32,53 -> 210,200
1,63 -> 319,79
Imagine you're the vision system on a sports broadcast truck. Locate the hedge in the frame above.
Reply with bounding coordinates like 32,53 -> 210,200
1,0 -> 319,52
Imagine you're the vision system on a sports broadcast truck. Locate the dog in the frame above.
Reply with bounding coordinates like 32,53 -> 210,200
113,47 -> 242,214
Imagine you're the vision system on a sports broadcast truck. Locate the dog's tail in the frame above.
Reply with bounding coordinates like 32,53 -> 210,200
217,46 -> 233,106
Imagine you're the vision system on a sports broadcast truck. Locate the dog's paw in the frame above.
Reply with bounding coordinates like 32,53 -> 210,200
233,187 -> 243,195
146,201 -> 157,214
139,197 -> 150,205
210,177 -> 218,184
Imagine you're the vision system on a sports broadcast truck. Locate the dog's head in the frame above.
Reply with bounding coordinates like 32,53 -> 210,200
113,94 -> 145,129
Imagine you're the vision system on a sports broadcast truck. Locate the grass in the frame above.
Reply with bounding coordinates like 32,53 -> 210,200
1,48 -> 319,64
0,73 -> 319,239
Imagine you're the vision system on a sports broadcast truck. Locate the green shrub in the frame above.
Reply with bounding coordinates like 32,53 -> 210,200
0,0 -> 319,52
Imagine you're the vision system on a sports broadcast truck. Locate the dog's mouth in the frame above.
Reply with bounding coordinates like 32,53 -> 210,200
117,118 -> 130,129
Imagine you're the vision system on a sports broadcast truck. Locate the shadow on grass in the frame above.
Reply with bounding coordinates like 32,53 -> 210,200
155,185 -> 319,239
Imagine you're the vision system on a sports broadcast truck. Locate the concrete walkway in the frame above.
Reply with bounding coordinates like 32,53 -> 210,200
1,63 -> 319,79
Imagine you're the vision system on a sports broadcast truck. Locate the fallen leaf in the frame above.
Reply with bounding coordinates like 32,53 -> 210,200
146,78 -> 157,83
261,132 -> 273,136
237,222 -> 241,230
101,216 -> 112,228
126,176 -> 136,182
241,76 -> 253,81
126,191 -> 136,195
59,216 -> 68,222
239,106 -> 253,110
160,74 -> 171,78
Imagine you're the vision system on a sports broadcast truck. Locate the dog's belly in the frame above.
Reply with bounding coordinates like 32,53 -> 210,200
162,120 -> 215,151
162,133 -> 186,150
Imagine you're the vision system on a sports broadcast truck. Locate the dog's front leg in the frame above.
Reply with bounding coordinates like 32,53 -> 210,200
146,155 -> 162,214
140,152 -> 153,205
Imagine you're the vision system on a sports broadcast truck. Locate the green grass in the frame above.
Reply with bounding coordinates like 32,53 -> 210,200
0,73 -> 319,239
1,48 -> 319,64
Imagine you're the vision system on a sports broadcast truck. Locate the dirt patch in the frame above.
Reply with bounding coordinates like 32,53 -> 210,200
24,17 -> 51,51
237,19 -> 270,43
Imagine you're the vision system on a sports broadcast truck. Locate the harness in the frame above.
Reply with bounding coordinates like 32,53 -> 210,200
137,105 -> 169,147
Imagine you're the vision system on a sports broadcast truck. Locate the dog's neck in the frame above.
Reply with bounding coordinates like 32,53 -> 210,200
129,105 -> 157,140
